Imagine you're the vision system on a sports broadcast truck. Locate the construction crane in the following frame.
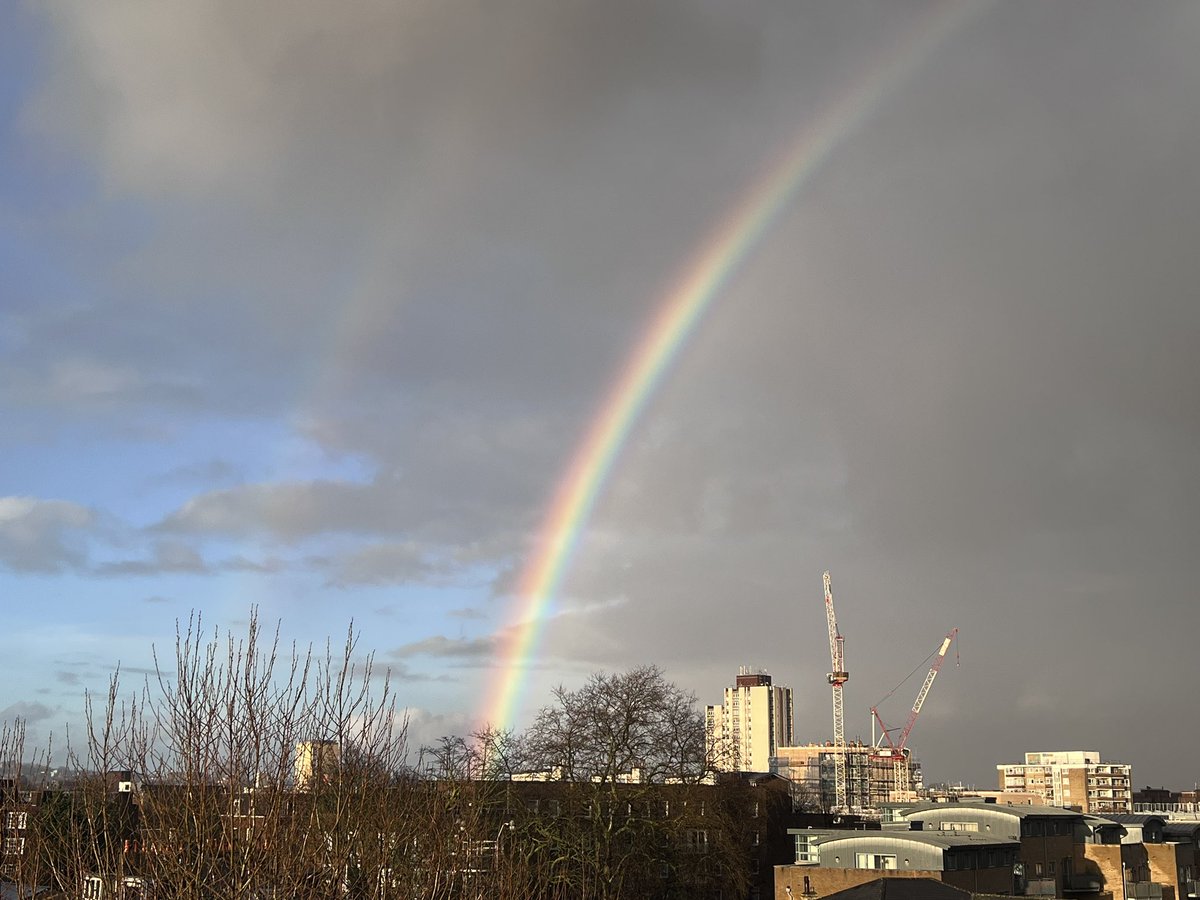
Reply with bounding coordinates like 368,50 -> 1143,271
823,571 -> 849,812
871,627 -> 958,795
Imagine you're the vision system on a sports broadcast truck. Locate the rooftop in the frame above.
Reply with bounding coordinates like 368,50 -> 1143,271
900,800 -> 1086,820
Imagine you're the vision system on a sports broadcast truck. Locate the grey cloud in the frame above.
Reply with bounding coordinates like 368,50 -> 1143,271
0,701 -> 57,724
29,1 -> 761,202
156,449 -> 537,558
157,480 -> 389,540
150,458 -> 242,488
0,497 -> 94,573
12,0 -> 774,438
95,540 -> 208,576
329,542 -> 439,587
403,708 -> 477,756
220,555 -> 286,574
390,635 -> 497,662
384,663 -> 455,685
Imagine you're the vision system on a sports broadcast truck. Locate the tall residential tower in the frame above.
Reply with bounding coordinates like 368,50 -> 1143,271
706,667 -> 793,772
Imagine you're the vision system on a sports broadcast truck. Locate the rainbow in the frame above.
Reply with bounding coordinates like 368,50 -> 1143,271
481,0 -> 983,731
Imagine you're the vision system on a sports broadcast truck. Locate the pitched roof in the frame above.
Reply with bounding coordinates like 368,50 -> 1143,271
818,877 -> 972,900
1106,814 -> 1165,825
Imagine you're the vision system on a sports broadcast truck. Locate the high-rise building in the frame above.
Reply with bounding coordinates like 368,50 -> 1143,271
706,667 -> 793,772
997,750 -> 1132,813
294,739 -> 341,790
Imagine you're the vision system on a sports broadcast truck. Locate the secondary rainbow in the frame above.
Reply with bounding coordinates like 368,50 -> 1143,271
481,0 -> 982,731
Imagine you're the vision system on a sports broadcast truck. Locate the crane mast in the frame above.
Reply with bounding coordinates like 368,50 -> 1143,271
823,571 -> 849,812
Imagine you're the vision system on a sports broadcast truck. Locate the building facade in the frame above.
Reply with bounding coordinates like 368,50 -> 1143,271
996,750 -> 1132,814
777,829 -> 1021,898
773,742 -> 920,815
706,667 -> 793,772
294,739 -> 341,790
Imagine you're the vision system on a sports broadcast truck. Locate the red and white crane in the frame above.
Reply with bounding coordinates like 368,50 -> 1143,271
871,627 -> 958,794
823,571 -> 850,812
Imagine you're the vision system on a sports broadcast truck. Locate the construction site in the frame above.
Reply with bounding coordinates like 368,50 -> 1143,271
769,571 -> 959,817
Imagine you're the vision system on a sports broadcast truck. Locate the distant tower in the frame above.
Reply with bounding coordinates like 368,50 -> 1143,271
294,740 -> 341,790
706,667 -> 794,772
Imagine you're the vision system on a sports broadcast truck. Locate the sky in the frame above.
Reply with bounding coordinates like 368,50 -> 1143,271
2,0 -> 1199,790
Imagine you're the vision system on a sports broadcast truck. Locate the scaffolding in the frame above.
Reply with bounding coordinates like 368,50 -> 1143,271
772,741 -> 920,816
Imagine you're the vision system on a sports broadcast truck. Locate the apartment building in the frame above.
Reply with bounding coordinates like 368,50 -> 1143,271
996,750 -> 1132,814
706,667 -> 793,772
294,739 -> 341,790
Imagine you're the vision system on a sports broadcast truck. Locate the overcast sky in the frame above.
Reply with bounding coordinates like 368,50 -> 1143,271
3,0 -> 1199,789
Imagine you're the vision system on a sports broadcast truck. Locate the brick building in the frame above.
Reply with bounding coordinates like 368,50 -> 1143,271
997,750 -> 1132,813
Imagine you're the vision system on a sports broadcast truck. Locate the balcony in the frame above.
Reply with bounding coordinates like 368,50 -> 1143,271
1062,875 -> 1103,893
1185,880 -> 1200,898
1126,883 -> 1163,900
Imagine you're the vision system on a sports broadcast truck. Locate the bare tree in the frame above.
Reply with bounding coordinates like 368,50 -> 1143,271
513,665 -> 735,900
21,611 -> 485,899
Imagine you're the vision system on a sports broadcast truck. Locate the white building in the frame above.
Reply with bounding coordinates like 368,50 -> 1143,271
706,667 -> 792,772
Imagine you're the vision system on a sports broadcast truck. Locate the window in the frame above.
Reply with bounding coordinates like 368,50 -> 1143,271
794,833 -> 818,864
2,837 -> 24,856
3,811 -> 27,830
855,853 -> 897,871
940,820 -> 979,832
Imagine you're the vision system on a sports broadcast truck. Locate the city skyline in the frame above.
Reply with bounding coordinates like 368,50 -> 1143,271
3,1 -> 1200,789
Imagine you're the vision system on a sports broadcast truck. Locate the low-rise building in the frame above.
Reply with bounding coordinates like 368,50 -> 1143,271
895,800 -> 1086,896
776,829 -> 1020,898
